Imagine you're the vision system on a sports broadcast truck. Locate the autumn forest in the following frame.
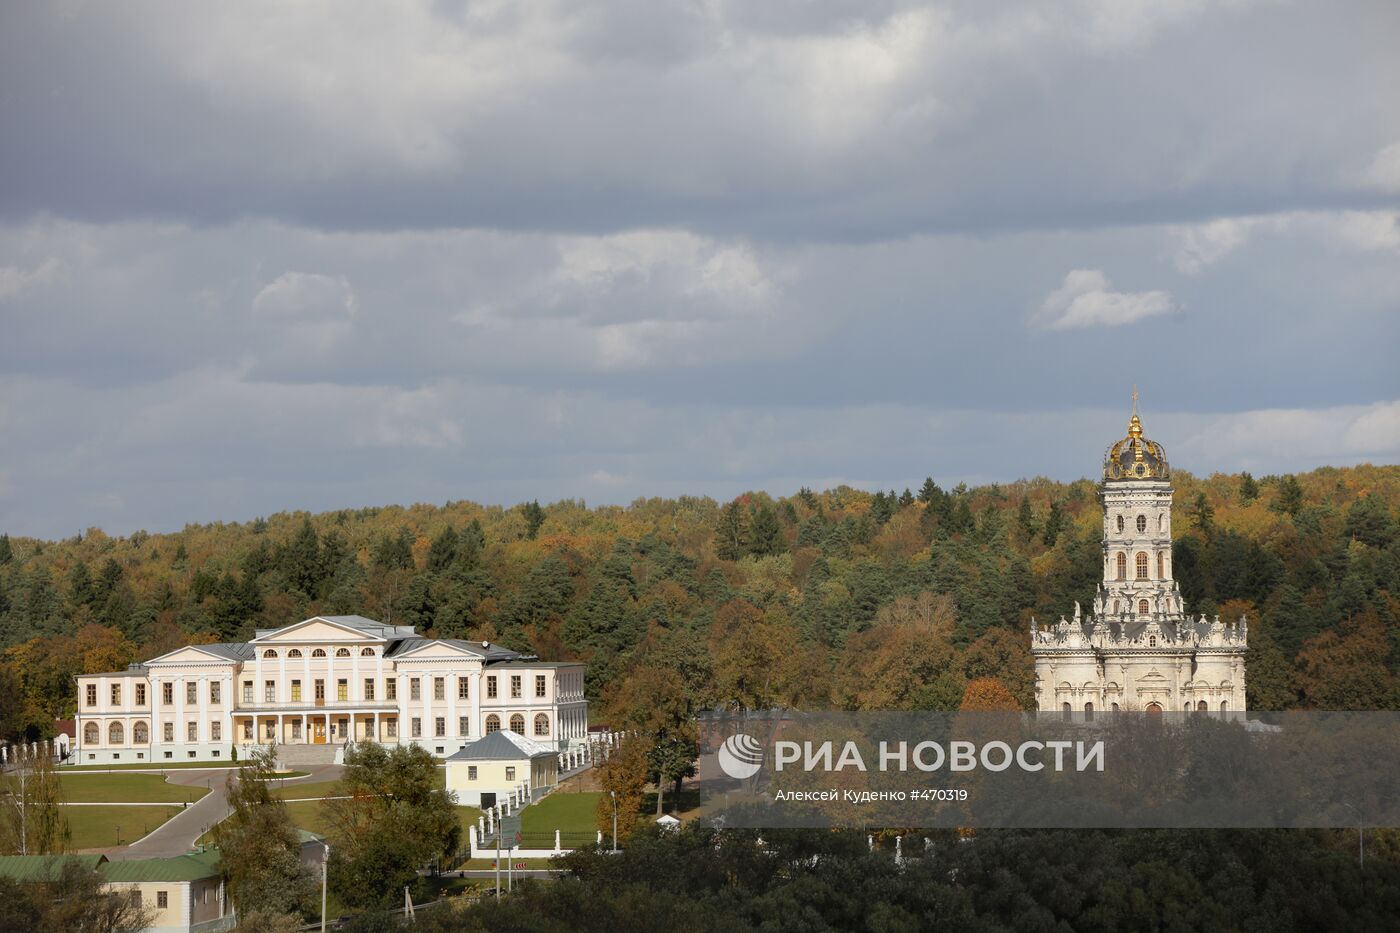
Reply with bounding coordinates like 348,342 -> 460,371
2,463 -> 1398,744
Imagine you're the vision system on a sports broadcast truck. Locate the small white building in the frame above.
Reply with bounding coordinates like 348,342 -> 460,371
444,729 -> 559,808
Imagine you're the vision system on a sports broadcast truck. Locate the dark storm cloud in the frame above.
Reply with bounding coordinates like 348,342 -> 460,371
0,0 -> 1397,537
2,1 -> 1397,238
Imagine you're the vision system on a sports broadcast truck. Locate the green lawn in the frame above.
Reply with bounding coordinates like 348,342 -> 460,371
458,857 -> 565,870
272,780 -> 343,801
520,791 -> 601,835
283,799 -> 334,837
59,773 -> 211,804
62,804 -> 182,849
283,799 -> 483,846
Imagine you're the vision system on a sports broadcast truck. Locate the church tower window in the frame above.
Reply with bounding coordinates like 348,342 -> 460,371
1116,553 -> 1127,580
1136,514 -> 1147,533
1135,552 -> 1149,579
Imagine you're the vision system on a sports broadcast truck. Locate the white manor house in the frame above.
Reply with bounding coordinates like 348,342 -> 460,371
1031,400 -> 1248,716
72,615 -> 588,765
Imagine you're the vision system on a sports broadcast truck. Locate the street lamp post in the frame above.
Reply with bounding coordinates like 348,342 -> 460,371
320,841 -> 330,933
610,790 -> 618,853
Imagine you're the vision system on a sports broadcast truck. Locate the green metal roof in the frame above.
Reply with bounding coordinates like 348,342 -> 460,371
0,854 -> 107,882
98,848 -> 222,883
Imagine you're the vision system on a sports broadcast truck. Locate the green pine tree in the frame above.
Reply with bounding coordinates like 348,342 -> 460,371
1239,471 -> 1260,504
716,501 -> 747,561
748,504 -> 784,556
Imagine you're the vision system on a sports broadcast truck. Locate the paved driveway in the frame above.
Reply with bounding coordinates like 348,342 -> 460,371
104,764 -> 341,860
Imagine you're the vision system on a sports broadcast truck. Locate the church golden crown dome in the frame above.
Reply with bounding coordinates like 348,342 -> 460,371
1104,394 -> 1169,481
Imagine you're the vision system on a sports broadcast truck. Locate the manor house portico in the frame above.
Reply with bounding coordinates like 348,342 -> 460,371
73,615 -> 588,765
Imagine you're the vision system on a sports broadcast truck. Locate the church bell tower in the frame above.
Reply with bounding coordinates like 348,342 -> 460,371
1093,389 -> 1185,621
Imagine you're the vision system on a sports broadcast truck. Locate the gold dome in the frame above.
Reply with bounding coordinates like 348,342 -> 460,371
1104,394 -> 1169,481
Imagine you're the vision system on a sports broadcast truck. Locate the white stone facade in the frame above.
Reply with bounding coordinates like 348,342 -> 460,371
1031,406 -> 1248,716
73,615 -> 588,765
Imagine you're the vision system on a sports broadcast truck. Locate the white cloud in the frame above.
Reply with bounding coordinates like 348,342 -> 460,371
1036,269 -> 1174,329
0,258 -> 60,301
1329,211 -> 1400,253
1171,217 -> 1259,273
252,271 -> 357,317
1176,399 -> 1400,468
552,230 -> 777,314
1366,140 -> 1400,193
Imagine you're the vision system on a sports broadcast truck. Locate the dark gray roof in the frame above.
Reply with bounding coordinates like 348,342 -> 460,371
448,640 -> 520,661
198,642 -> 256,661
386,638 -> 521,661
445,731 -> 555,762
384,637 -> 429,658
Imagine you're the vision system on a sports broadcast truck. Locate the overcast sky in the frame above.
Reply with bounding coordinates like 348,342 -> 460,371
2,0 -> 1398,539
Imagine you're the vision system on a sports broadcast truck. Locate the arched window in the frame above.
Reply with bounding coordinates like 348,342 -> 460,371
534,713 -> 550,736
485,715 -> 500,734
133,722 -> 149,744
84,722 -> 99,744
108,722 -> 125,745
1220,701 -> 1228,715
1158,552 -> 1165,579
1185,702 -> 1193,712
263,649 -> 278,659
1145,702 -> 1163,716
1136,514 -> 1147,533
1158,513 -> 1166,532
1061,702 -> 1071,722
1197,700 -> 1208,712
311,649 -> 326,658
1113,599 -> 1120,614
1116,515 -> 1124,533
1138,599 -> 1150,616
288,649 -> 303,658
510,714 -> 525,735
1111,703 -> 1121,713
1084,702 -> 1094,722
335,648 -> 351,658
360,648 -> 375,656
1135,552 -> 1149,579
1116,553 -> 1127,580
1148,635 -> 1158,647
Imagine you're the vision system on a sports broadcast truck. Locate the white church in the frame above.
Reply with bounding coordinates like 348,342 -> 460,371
1031,399 -> 1248,716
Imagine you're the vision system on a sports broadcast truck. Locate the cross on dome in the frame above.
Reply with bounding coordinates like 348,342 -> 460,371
1105,389 -> 1169,481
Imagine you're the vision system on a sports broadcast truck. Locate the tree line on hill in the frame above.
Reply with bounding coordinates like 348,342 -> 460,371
1,464 -> 1397,754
